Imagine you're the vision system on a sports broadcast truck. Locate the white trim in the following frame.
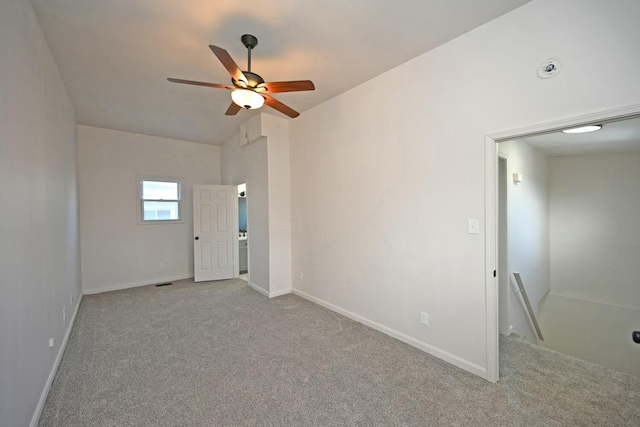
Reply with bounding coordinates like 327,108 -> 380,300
487,103 -> 640,142
83,274 -> 193,295
484,103 -> 640,386
233,190 -> 240,279
232,181 -> 248,281
245,281 -> 291,299
292,289 -> 487,379
247,281 -> 269,297
547,292 -> 640,313
485,136 -> 499,383
30,294 -> 84,427
269,288 -> 292,299
136,175 -> 184,225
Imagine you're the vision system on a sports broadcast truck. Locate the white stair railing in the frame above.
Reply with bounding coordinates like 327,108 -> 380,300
513,272 -> 544,342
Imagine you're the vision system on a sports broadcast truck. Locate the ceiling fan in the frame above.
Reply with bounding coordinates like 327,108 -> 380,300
168,34 -> 315,118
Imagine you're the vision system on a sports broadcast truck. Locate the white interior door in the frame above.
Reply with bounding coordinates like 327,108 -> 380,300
193,185 -> 235,282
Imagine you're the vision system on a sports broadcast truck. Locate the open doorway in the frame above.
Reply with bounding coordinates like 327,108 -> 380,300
489,108 -> 640,380
237,183 -> 249,282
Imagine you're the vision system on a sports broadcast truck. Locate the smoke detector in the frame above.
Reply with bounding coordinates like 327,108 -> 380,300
537,57 -> 562,79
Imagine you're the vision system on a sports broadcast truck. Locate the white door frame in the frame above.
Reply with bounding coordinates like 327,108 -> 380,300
497,155 -> 510,337
484,103 -> 640,383
234,182 -> 249,280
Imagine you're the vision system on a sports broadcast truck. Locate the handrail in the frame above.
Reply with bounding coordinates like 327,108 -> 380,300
513,272 -> 544,341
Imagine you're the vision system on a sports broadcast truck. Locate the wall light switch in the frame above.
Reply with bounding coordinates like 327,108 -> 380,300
49,338 -> 55,348
468,219 -> 480,234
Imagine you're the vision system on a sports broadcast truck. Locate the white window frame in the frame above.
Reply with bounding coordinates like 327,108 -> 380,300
137,176 -> 184,224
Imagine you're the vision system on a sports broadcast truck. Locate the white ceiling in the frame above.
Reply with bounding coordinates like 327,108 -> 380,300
521,116 -> 640,157
30,0 -> 531,145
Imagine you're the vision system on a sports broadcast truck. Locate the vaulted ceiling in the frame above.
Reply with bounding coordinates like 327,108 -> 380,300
31,0 -> 531,145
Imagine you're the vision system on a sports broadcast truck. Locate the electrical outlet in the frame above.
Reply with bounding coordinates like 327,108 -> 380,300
420,311 -> 429,326
159,262 -> 165,270
299,272 -> 304,280
49,338 -> 55,348
63,307 -> 66,322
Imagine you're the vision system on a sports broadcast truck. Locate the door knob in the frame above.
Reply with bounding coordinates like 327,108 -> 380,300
195,236 -> 199,240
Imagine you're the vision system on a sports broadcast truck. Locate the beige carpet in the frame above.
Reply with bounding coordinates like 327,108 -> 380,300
39,278 -> 640,426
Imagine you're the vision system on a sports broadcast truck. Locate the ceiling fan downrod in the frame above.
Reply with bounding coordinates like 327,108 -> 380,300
241,34 -> 258,73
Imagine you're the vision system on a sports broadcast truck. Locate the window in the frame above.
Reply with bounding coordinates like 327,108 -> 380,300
139,178 -> 182,223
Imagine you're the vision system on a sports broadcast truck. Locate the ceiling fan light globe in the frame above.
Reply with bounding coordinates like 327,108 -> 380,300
231,89 -> 264,110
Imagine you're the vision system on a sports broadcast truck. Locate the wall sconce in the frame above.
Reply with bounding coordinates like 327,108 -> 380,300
513,173 -> 523,184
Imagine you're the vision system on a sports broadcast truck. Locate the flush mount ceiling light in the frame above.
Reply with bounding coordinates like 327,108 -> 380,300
561,125 -> 602,134
231,89 -> 264,110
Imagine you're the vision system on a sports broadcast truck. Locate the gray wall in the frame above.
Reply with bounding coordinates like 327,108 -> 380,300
550,152 -> 640,308
220,113 -> 293,297
77,125 -> 221,294
221,131 -> 271,294
0,1 -> 81,425
289,0 -> 640,377
539,151 -> 640,376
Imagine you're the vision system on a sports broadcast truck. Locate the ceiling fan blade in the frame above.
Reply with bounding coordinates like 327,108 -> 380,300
167,78 -> 233,90
225,102 -> 242,116
260,80 -> 315,93
263,95 -> 300,118
209,45 -> 247,84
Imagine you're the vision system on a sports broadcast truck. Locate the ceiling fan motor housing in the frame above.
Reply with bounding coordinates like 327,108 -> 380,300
236,71 -> 264,88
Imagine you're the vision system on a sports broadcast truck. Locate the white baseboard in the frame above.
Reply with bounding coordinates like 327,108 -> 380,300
269,288 -> 292,299
245,282 -> 292,299
292,289 -> 488,380
83,274 -> 193,295
247,281 -> 269,297
30,293 -> 84,427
